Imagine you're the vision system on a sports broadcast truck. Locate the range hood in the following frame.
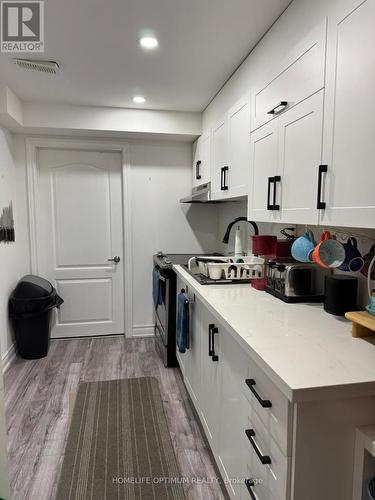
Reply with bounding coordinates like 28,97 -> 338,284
180,182 -> 212,203
180,182 -> 246,204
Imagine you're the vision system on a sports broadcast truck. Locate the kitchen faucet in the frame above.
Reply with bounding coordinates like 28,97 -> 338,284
222,217 -> 259,246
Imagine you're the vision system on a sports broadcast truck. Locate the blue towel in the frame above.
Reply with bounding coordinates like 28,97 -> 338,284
152,269 -> 163,308
176,292 -> 190,353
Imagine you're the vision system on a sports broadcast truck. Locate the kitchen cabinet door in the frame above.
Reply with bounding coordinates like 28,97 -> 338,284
211,116 -> 228,200
184,298 -> 202,410
218,329 -> 249,499
277,90 -> 324,225
192,131 -> 211,188
251,19 -> 326,132
321,0 -> 375,228
199,308 -> 221,451
248,119 -> 280,223
226,95 -> 251,199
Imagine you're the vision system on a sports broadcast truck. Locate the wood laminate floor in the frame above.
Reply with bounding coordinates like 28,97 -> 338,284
4,337 -> 228,500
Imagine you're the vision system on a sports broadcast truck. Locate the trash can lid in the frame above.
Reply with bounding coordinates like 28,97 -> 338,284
13,275 -> 54,299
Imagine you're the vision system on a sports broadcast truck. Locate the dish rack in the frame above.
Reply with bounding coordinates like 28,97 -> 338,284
198,256 -> 265,282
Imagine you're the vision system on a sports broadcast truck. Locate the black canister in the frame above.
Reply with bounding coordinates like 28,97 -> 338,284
324,275 -> 358,316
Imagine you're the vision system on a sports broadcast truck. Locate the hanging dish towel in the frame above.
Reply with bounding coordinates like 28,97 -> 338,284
152,269 -> 163,308
177,292 -> 190,353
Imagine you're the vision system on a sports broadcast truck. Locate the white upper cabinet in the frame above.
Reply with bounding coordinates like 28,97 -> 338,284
211,94 -> 250,200
251,19 -> 326,132
192,130 -> 211,188
248,119 -> 280,223
321,0 -> 375,228
226,96 -> 251,198
211,116 -> 228,199
277,90 -> 324,225
249,90 -> 324,225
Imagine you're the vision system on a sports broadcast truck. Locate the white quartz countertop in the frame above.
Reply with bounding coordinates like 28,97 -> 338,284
174,265 -> 375,402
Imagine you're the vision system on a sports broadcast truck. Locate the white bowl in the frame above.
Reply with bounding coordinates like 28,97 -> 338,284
207,263 -> 224,280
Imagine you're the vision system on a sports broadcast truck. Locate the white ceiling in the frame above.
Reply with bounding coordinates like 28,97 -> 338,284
0,0 -> 291,112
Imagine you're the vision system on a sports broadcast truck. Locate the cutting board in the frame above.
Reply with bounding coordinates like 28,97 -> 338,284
345,311 -> 375,338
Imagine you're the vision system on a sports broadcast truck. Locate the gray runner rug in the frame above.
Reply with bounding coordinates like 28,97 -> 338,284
56,377 -> 186,500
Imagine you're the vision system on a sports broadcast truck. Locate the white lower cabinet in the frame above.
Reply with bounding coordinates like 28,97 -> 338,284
176,293 -> 292,500
199,307 -> 221,451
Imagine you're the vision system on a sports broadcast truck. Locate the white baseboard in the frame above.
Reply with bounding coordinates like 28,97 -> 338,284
132,325 -> 154,337
2,343 -> 16,374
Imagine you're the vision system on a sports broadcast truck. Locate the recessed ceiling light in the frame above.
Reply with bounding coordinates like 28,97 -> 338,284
140,37 -> 158,49
133,96 -> 146,104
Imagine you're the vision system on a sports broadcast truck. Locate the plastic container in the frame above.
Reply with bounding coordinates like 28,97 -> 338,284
9,275 -> 64,359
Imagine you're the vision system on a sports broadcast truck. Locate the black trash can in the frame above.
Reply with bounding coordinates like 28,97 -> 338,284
9,275 -> 64,359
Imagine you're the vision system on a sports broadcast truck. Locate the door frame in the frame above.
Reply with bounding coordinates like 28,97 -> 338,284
25,137 -> 132,338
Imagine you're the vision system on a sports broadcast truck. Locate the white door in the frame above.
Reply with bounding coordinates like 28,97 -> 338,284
227,95 -> 251,198
211,116 -> 228,200
248,119 -> 280,223
277,90 -> 324,225
36,148 -> 125,338
322,0 -> 375,228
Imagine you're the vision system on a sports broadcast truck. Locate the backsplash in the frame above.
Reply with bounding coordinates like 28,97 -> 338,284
216,202 -> 375,308
295,225 -> 375,308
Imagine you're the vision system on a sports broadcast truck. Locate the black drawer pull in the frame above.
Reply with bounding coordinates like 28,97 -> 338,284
221,166 -> 229,191
267,177 -> 274,210
267,101 -> 288,115
245,479 -> 258,500
245,429 -> 271,465
211,325 -> 219,361
208,323 -> 214,357
273,175 -> 281,210
196,160 -> 202,180
245,379 -> 272,408
220,167 -> 225,190
317,164 -> 327,209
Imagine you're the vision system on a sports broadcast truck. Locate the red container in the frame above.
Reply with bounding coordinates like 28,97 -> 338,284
251,235 -> 293,259
251,278 -> 266,291
274,239 -> 293,258
251,235 -> 277,257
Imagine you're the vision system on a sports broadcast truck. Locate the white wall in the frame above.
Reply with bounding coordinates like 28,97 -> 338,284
0,128 -> 30,362
129,141 -> 219,335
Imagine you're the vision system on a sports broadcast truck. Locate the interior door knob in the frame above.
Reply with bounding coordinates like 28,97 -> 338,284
108,256 -> 120,263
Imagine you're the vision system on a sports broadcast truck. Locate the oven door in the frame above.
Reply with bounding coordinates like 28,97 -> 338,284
153,267 -> 170,335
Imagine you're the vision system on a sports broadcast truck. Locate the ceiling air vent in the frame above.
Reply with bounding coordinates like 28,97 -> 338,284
13,59 -> 60,74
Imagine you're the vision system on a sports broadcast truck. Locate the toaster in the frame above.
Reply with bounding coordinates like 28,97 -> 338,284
265,258 -> 331,303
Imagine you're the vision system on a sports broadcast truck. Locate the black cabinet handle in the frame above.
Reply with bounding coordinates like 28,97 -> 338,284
267,177 -> 274,210
208,323 -> 214,357
317,164 -> 327,209
245,429 -> 271,465
196,161 -> 202,180
273,175 -> 281,210
220,167 -> 224,190
245,379 -> 272,408
211,325 -> 219,361
221,166 -> 229,191
267,101 -> 288,115
245,479 -> 257,500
